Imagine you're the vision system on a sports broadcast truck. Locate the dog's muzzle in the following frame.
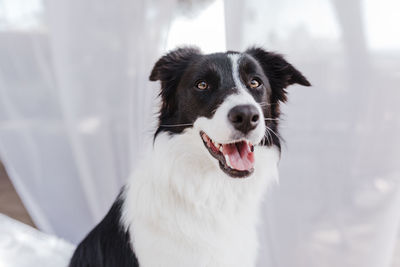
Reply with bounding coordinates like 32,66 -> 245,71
228,104 -> 260,135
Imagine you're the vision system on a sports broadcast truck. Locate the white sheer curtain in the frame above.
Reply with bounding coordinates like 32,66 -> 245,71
1,0 -> 400,266
225,0 -> 400,266
0,0 -> 176,243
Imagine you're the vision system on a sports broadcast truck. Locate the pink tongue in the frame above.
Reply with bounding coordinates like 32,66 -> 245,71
222,142 -> 254,171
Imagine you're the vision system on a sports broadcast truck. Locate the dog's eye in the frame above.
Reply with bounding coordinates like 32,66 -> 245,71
196,81 -> 208,90
249,79 -> 261,89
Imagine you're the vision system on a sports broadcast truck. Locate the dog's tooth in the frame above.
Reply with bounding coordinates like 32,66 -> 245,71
248,142 -> 253,152
224,154 -> 232,168
213,141 -> 220,148
219,145 -> 223,152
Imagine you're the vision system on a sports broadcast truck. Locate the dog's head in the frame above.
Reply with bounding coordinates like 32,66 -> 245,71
150,47 -> 310,178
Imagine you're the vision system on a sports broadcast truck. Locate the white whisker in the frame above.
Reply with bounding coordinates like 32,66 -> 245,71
159,123 -> 193,127
265,125 -> 281,142
259,102 -> 278,106
265,129 -> 273,145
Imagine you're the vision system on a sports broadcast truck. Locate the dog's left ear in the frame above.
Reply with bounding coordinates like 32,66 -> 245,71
245,47 -> 311,102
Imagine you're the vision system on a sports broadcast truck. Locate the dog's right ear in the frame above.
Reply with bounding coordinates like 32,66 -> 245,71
150,47 -> 201,118
149,47 -> 201,83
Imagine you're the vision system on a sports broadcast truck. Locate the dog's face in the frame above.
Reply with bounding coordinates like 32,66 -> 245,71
150,47 -> 310,178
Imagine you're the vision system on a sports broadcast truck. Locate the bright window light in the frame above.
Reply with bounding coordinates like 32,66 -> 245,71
364,0 -> 400,51
166,0 -> 226,53
0,0 -> 43,31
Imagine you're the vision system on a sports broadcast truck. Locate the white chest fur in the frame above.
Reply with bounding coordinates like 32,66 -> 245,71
122,130 -> 280,267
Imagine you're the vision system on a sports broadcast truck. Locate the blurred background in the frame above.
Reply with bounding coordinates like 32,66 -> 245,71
0,0 -> 399,266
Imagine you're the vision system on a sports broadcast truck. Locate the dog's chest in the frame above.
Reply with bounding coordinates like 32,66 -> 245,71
121,136 -> 279,267
124,172 -> 264,266
130,197 -> 259,267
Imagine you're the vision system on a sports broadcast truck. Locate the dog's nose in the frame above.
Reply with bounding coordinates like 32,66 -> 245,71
228,105 -> 260,134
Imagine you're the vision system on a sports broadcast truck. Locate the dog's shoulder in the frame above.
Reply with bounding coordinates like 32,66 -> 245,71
69,194 -> 139,267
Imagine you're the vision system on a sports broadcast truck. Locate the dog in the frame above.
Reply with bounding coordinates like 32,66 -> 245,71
69,47 -> 310,267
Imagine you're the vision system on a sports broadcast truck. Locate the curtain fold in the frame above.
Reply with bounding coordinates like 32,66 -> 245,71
0,0 -> 176,243
224,0 -> 400,266
1,1 -> 399,266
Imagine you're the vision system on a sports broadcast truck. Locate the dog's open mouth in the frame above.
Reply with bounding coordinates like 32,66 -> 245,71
200,131 -> 255,178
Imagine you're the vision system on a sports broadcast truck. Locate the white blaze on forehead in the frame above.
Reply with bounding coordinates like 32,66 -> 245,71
193,53 -> 266,145
228,53 -> 244,90
227,53 -> 263,113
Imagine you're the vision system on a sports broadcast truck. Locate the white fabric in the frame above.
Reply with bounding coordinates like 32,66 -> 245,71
0,0 -> 175,243
1,0 -> 400,266
224,0 -> 400,266
0,213 -> 74,267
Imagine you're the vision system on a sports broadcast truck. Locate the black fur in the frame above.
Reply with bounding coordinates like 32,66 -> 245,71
69,192 -> 139,267
69,47 -> 310,267
245,47 -> 311,148
151,46 -> 311,149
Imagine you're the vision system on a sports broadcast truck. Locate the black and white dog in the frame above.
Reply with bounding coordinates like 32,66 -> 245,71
69,47 -> 310,267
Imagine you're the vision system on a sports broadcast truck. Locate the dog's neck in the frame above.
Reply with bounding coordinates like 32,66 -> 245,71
121,130 -> 280,267
124,129 -> 280,223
